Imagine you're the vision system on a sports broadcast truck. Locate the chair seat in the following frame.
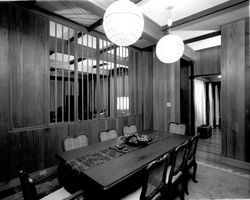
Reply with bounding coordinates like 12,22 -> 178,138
120,187 -> 142,200
40,187 -> 71,200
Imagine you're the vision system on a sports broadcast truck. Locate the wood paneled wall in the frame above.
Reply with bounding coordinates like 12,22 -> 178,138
221,18 -> 250,162
10,5 -> 49,128
8,115 -> 142,178
194,46 -> 221,76
0,4 -> 146,181
140,49 -> 153,130
245,18 -> 250,162
152,48 -> 180,131
0,4 -> 10,181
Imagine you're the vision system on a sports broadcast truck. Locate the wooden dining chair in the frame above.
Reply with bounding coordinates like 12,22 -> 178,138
19,170 -> 85,200
121,153 -> 170,200
99,129 -> 118,142
185,135 -> 199,195
168,122 -> 186,135
165,141 -> 189,200
63,134 -> 88,151
123,124 -> 138,136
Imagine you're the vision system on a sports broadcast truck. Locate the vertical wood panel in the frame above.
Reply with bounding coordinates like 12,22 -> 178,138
141,49 -> 153,130
0,3 -> 10,181
9,126 -> 68,177
10,6 -> 48,128
137,51 -> 143,115
173,61 -> 180,122
194,46 -> 221,76
164,63 -> 169,131
153,51 -> 165,131
74,29 -> 78,122
153,48 -> 180,132
245,18 -> 250,162
128,49 -> 135,115
221,19 -> 246,161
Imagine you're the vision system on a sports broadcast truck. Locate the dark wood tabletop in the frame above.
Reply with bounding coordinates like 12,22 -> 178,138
56,133 -> 191,191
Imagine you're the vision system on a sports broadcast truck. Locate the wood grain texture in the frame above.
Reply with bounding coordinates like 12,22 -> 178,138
0,3 -> 150,182
9,125 -> 68,179
221,19 -> 246,161
153,48 -> 181,131
141,49 -> 153,130
194,46 -> 221,76
0,4 -> 11,181
6,115 -> 142,181
10,5 -> 48,128
128,49 -> 135,115
153,51 -> 165,131
180,59 -> 192,135
244,18 -> 250,162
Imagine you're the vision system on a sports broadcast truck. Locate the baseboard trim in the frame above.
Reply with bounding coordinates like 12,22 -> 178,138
221,156 -> 250,171
196,150 -> 250,173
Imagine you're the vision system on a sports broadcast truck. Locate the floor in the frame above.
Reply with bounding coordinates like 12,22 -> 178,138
185,127 -> 250,199
196,127 -> 250,175
185,162 -> 250,199
197,127 -> 221,155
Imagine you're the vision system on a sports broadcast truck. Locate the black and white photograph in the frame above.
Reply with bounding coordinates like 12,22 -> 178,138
0,0 -> 249,199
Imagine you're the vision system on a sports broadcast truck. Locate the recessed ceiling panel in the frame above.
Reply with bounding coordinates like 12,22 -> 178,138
187,35 -> 221,51
36,1 -> 100,26
171,6 -> 249,31
138,0 -> 229,26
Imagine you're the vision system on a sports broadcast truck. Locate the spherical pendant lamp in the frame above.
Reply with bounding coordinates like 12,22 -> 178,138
103,0 -> 144,47
156,7 -> 184,64
156,34 -> 184,63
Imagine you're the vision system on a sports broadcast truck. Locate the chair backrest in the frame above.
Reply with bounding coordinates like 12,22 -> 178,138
140,153 -> 170,200
167,141 -> 189,184
168,122 -> 186,135
187,135 -> 199,162
19,170 -> 39,200
63,134 -> 88,151
99,129 -> 118,142
123,125 -> 138,136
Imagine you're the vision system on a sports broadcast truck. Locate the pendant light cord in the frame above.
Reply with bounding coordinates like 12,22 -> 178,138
167,6 -> 173,34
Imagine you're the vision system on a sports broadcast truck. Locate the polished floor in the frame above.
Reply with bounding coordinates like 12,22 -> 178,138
185,162 -> 250,199
183,128 -> 250,199
196,127 -> 250,179
197,127 -> 222,155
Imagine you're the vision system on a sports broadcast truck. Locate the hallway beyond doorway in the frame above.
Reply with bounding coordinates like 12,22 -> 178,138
197,127 -> 221,155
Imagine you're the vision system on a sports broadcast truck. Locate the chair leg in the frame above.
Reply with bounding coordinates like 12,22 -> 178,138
192,162 -> 198,183
183,170 -> 189,195
180,183 -> 185,200
165,187 -> 171,200
184,177 -> 189,195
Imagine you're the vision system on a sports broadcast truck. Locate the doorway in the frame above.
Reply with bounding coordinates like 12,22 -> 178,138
180,59 -> 194,136
193,75 -> 221,155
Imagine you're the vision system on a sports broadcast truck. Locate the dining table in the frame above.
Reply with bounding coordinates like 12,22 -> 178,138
55,132 -> 191,199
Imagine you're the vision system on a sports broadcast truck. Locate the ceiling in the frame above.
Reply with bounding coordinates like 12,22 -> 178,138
35,0 -> 249,51
197,75 -> 221,83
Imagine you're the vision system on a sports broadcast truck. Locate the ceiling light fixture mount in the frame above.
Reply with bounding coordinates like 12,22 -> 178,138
103,0 -> 144,47
167,6 -> 173,27
156,7 -> 184,64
